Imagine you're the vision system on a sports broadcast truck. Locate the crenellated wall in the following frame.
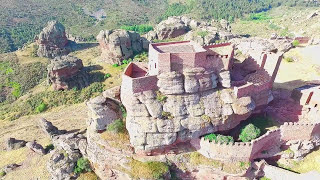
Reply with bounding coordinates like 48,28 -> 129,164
198,123 -> 320,162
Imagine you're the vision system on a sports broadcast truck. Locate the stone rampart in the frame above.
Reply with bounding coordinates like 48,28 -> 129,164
280,122 -> 320,141
198,123 -> 320,161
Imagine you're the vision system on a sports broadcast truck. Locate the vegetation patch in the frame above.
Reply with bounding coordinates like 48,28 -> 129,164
120,24 -> 153,34
239,123 -> 261,142
74,158 -> 92,174
106,119 -> 126,133
156,91 -> 167,102
128,159 -> 169,179
292,40 -> 300,47
0,171 -> 6,177
0,82 -> 105,121
197,31 -> 209,38
161,111 -> 174,120
35,102 -> 47,113
44,144 -> 54,153
77,172 -> 98,180
248,12 -> 271,21
101,130 -> 131,151
203,133 -> 234,144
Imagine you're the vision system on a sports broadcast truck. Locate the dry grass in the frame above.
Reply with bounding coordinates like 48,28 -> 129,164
100,131 -> 132,152
273,45 -> 320,90
15,43 -> 49,65
127,158 -> 169,179
77,172 -> 99,180
232,6 -> 320,38
188,152 -> 250,174
70,44 -> 125,89
291,149 -> 320,173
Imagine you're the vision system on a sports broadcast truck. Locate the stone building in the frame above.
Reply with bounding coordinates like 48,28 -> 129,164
120,41 -> 283,152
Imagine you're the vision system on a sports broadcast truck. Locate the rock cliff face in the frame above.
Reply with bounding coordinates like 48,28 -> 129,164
36,21 -> 70,58
47,55 -> 89,90
121,68 -> 256,152
97,29 -> 148,64
153,16 -> 234,45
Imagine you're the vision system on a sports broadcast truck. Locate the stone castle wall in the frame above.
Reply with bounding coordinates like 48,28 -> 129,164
198,123 -> 320,162
121,66 -> 258,152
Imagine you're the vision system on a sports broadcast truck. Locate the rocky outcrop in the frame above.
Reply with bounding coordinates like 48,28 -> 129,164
38,118 -> 67,138
97,29 -> 147,64
47,149 -> 81,180
231,37 -> 293,56
154,16 -> 234,45
47,55 -> 90,90
121,69 -> 257,151
5,138 -> 26,150
155,17 -> 189,40
36,21 -> 70,58
86,95 -> 122,132
38,118 -> 88,180
26,141 -> 46,155
284,138 -> 320,160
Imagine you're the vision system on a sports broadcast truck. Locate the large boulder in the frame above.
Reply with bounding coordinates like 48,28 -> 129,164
26,141 -> 46,155
47,55 -> 90,90
38,118 -> 67,138
97,29 -> 146,64
5,138 -> 26,150
155,17 -> 188,40
86,95 -> 122,131
36,21 -> 70,58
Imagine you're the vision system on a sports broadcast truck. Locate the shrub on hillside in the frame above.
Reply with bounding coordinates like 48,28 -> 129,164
292,40 -> 300,47
35,102 -> 47,113
74,158 -> 92,174
239,123 -> 261,142
107,119 -> 126,133
120,24 -> 153,34
204,133 -> 234,144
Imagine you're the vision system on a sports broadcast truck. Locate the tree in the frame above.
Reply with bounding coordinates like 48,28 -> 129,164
239,123 -> 261,142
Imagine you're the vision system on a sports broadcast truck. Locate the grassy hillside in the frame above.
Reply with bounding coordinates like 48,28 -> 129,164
232,6 -> 320,38
0,0 -> 318,53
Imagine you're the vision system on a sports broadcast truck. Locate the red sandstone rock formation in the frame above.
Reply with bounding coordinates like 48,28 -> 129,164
96,29 -> 148,64
47,55 -> 89,90
36,21 -> 70,58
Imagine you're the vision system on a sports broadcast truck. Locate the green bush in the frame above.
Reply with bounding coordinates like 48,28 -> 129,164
292,40 -> 300,47
74,158 -> 92,174
249,12 -> 271,21
204,133 -> 234,144
120,105 -> 127,118
284,57 -> 294,62
35,102 -> 47,113
239,123 -> 261,142
120,24 -> 153,34
0,171 -> 6,177
156,91 -> 167,102
260,177 -> 271,180
197,31 -> 209,38
161,111 -> 174,120
107,119 -> 126,133
44,144 -> 54,153
104,73 -> 111,79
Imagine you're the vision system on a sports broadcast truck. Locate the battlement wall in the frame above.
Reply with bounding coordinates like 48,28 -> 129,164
198,123 -> 320,161
280,122 -> 320,141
